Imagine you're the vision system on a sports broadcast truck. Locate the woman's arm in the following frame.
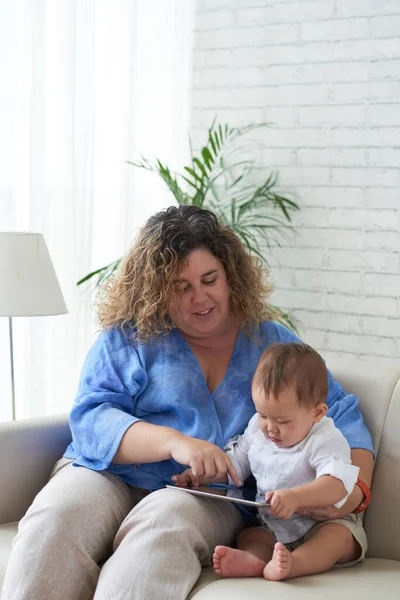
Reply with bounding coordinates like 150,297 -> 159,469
352,447 -> 374,487
112,421 -> 241,485
112,421 -> 186,463
69,330 -> 147,470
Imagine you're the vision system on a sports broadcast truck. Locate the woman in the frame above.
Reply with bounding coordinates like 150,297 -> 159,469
2,205 -> 374,600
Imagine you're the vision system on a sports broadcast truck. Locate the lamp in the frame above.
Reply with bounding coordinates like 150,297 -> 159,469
0,233 -> 68,420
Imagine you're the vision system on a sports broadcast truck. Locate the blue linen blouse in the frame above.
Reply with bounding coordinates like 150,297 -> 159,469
64,321 -> 374,491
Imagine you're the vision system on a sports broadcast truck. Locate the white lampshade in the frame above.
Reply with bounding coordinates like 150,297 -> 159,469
0,232 -> 68,316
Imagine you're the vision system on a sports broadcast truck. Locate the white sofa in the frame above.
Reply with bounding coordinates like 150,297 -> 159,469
1,358 -> 400,599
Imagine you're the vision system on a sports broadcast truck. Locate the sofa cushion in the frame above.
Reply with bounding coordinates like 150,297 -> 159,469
189,561 -> 400,599
0,522 -> 17,591
363,375 -> 400,561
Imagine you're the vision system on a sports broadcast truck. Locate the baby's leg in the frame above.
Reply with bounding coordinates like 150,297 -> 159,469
213,526 -> 275,578
264,522 -> 360,581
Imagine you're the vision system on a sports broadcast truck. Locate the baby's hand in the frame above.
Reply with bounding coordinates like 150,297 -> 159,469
265,489 -> 299,520
171,468 -> 199,487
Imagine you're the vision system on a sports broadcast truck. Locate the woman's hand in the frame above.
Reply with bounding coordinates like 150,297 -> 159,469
168,434 -> 240,486
296,484 -> 363,521
172,467 -> 229,487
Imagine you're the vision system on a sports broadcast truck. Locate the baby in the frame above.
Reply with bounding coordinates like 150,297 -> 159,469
173,342 -> 367,581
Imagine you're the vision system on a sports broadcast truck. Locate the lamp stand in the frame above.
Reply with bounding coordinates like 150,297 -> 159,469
8,317 -> 16,420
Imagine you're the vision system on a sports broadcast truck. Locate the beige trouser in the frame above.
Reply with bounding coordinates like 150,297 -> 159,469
1,459 -> 244,600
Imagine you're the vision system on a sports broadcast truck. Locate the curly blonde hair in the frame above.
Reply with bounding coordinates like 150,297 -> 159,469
96,205 -> 275,342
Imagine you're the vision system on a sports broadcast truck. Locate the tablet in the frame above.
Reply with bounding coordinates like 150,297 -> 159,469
165,484 -> 271,507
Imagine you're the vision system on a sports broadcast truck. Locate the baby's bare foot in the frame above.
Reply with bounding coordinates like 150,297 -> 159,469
263,543 -> 293,581
213,545 -> 266,578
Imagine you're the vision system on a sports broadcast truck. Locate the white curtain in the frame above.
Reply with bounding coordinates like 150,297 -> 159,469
0,0 -> 194,421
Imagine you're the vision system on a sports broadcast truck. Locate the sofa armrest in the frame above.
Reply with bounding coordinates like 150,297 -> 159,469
0,414 -> 71,524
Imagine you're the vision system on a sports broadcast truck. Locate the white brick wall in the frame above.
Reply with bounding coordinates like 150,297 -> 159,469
191,0 -> 400,360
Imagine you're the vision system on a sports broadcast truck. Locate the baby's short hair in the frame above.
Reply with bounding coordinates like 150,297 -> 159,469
253,342 -> 328,408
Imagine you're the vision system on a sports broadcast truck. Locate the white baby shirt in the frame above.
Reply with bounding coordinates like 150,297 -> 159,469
226,415 -> 359,543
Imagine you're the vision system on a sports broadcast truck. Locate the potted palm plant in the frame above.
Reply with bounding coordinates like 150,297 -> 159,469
78,120 -> 299,331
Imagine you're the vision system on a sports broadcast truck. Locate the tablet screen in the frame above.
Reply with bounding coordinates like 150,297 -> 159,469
165,484 -> 270,507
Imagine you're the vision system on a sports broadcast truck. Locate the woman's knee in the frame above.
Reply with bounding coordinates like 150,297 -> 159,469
131,488 -> 204,528
17,492 -> 95,550
124,487 -> 243,548
19,466 -> 133,544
